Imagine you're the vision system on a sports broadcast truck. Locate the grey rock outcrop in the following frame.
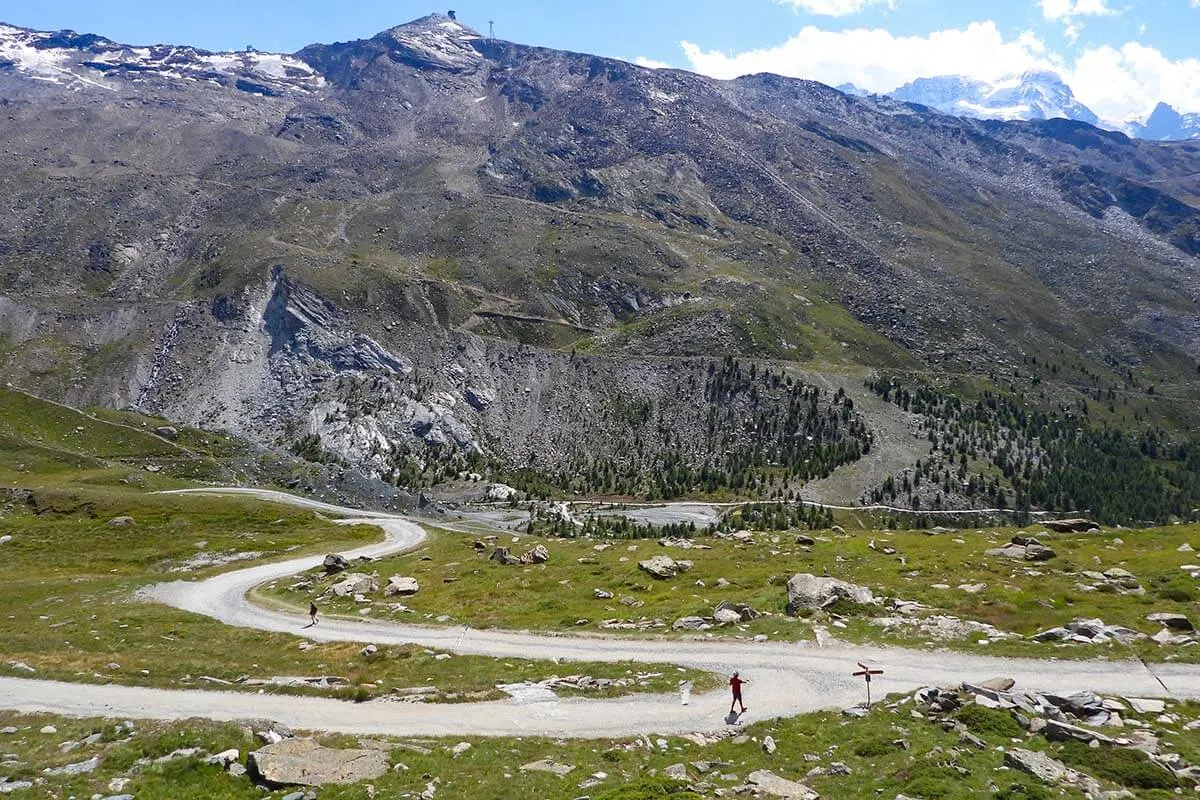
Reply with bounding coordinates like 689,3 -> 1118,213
323,554 -> 350,573
786,573 -> 874,613
639,555 -> 691,580
247,738 -> 389,787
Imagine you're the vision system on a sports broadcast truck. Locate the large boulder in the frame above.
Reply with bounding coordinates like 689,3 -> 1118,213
247,739 -> 388,787
325,573 -> 377,597
785,573 -> 874,614
385,576 -> 419,596
638,555 -> 691,580
322,554 -> 350,574
985,542 -> 1056,561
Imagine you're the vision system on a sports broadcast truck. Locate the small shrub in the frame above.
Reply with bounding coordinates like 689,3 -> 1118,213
956,704 -> 1024,738
902,776 -> 951,799
825,597 -> 874,617
899,762 -> 958,799
995,784 -> 1052,800
1157,587 -> 1194,602
593,777 -> 703,799
1057,741 -> 1178,790
853,738 -> 895,757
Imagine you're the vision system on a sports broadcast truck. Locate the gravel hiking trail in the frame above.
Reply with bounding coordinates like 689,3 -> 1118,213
2,487 -> 1197,739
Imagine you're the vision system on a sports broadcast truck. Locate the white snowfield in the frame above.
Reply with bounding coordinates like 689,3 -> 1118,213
2,487 -> 1197,739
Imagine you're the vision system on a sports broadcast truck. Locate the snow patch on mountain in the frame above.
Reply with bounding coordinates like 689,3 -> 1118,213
0,22 -> 324,95
375,14 -> 483,73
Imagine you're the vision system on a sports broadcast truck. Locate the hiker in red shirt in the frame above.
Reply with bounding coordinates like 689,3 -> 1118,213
729,671 -> 747,714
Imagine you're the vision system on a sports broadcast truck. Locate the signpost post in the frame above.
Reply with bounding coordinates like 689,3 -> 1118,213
851,662 -> 884,707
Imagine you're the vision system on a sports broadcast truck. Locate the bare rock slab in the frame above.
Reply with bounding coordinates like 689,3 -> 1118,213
785,573 -> 873,613
519,758 -> 575,777
385,576 -> 419,596
248,738 -> 389,787
747,769 -> 820,799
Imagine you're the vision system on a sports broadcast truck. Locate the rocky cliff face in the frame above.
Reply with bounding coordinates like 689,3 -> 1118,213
1,15 -> 1199,503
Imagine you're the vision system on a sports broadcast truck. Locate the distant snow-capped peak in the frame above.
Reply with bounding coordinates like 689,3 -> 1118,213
890,70 -> 1097,127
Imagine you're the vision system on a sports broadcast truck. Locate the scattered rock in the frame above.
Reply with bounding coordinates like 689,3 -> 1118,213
449,742 -> 471,757
785,573 -> 874,613
1147,612 -> 1193,631
488,547 -> 522,566
6,661 -> 34,674
1032,618 -> 1147,645
762,735 -> 777,754
593,589 -> 614,599
207,748 -> 240,768
985,541 -> 1055,561
638,555 -> 691,580
44,756 -> 100,775
326,573 -> 377,597
672,616 -> 711,631
1044,719 -> 1114,745
520,544 -> 549,564
107,516 -> 135,527
1004,748 -> 1073,784
746,769 -> 820,799
664,763 -> 689,780
1042,519 -> 1101,533
0,536 -> 11,545
385,576 -> 420,596
714,607 -> 742,625
794,534 -> 815,547
1125,697 -> 1166,714
360,644 -> 378,658
519,758 -> 575,777
154,425 -> 178,440
247,738 -> 389,787
323,554 -> 350,574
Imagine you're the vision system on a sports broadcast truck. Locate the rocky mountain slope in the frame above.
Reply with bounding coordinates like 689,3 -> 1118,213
1,15 -> 1198,511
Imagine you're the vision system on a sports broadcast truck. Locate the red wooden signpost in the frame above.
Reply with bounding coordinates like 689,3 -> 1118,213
852,662 -> 884,706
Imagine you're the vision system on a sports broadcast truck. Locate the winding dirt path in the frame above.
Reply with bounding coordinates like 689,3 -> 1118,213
2,488 -> 1197,739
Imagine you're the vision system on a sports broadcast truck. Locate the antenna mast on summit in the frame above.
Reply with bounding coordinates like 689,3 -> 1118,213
488,20 -> 495,40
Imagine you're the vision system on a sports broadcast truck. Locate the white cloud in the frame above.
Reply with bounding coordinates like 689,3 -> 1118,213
634,56 -> 671,69
681,22 -> 1053,91
678,22 -> 1200,121
1040,0 -> 1116,43
1071,42 -> 1200,119
775,0 -> 896,16
1040,0 -> 1114,20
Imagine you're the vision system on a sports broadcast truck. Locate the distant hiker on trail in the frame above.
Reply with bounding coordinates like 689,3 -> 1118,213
729,671 -> 747,714
309,601 -> 319,626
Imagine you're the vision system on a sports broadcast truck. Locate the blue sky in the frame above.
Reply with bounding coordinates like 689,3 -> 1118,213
7,1 -> 1200,120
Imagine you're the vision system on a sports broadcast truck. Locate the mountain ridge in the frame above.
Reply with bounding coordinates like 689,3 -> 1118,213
1,15 -> 1198,515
